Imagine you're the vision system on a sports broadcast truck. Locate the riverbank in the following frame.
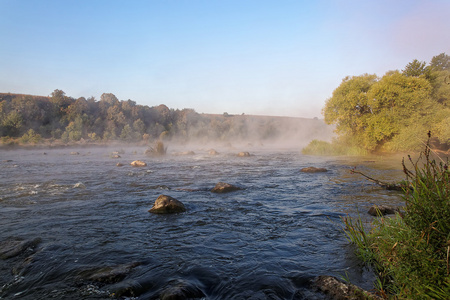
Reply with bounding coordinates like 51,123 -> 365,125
343,137 -> 450,299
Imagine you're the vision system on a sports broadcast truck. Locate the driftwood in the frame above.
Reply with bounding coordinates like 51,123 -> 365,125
350,169 -> 408,191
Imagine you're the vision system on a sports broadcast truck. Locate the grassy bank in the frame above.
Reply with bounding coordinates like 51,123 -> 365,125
343,133 -> 450,299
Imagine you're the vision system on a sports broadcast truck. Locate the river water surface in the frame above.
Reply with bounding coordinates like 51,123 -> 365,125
0,146 -> 405,299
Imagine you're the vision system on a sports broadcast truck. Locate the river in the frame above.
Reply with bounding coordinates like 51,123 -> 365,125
0,145 -> 405,299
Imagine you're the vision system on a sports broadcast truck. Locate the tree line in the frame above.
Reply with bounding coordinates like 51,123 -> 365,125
321,52 -> 450,152
0,90 -> 330,146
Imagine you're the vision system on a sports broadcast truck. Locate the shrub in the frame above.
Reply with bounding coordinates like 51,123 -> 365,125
343,132 -> 450,298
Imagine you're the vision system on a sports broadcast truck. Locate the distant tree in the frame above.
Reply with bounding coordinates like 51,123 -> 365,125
120,124 -> 134,141
403,59 -> 427,77
2,111 -> 23,137
133,119 -> 145,136
429,52 -> 450,71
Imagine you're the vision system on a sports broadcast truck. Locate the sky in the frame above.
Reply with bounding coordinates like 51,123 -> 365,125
1,0 -> 449,118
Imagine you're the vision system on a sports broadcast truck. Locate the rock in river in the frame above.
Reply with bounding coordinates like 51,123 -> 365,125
300,167 -> 328,173
368,205 -> 397,216
211,182 -> 241,193
149,195 -> 186,214
84,262 -> 141,284
130,160 -> 147,167
0,237 -> 42,260
237,151 -> 251,157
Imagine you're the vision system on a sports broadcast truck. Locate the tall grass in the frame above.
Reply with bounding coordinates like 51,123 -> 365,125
343,132 -> 450,298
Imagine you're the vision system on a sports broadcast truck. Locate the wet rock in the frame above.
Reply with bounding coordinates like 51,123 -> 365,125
109,279 -> 144,298
208,149 -> 219,155
368,205 -> 397,216
149,195 -> 186,214
130,160 -> 147,167
300,167 -> 328,173
211,182 -> 241,193
12,255 -> 35,275
0,237 -> 42,259
237,151 -> 251,157
70,151 -> 80,155
81,262 -> 141,284
111,154 -> 121,158
116,162 -> 124,167
73,182 -> 86,189
313,275 -> 382,300
159,279 -> 205,300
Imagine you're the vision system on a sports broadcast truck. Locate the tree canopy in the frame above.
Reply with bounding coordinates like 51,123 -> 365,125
0,91 -> 330,146
323,52 -> 450,152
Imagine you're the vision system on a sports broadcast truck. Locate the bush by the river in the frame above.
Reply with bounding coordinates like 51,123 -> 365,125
342,133 -> 450,299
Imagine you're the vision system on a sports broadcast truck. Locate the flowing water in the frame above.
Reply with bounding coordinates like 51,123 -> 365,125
0,146 -> 405,299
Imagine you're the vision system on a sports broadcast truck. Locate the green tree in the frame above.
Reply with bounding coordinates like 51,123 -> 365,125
403,59 -> 427,77
120,124 -> 134,141
322,74 -> 377,146
323,71 -> 434,151
2,111 -> 23,137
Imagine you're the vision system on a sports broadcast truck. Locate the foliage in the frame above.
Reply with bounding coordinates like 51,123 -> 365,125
343,134 -> 450,298
1,90 -> 329,146
20,129 -> 41,144
322,52 -> 450,153
301,139 -> 367,156
145,141 -> 167,156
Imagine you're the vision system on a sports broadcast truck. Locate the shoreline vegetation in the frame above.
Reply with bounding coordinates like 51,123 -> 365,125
303,52 -> 450,156
0,91 -> 333,150
343,132 -> 450,299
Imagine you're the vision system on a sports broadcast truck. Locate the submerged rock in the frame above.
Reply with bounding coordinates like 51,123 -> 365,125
88,262 -> 141,283
313,275 -> 382,300
149,195 -> 186,214
70,151 -> 80,155
368,205 -> 397,216
159,279 -> 205,300
116,163 -> 124,167
0,237 -> 42,260
130,160 -> 147,167
79,262 -> 141,284
211,182 -> 241,193
300,167 -> 328,173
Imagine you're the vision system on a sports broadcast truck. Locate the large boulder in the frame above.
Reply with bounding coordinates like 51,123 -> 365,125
130,160 -> 147,167
149,195 -> 186,214
300,167 -> 328,173
211,182 -> 241,193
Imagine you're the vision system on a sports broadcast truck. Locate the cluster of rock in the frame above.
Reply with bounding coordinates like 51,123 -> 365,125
148,182 -> 242,214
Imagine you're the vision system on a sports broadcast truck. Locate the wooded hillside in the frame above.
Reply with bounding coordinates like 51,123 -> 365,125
0,91 -> 332,147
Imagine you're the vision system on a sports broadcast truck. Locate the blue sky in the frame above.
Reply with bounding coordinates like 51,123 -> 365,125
1,0 -> 449,118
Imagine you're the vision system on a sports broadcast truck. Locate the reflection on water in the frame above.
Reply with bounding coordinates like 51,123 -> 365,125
0,147 -> 404,299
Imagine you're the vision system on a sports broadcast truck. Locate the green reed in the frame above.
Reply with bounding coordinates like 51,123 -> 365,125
343,132 -> 450,299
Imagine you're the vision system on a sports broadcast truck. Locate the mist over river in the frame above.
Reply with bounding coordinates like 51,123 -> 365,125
0,146 -> 405,299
